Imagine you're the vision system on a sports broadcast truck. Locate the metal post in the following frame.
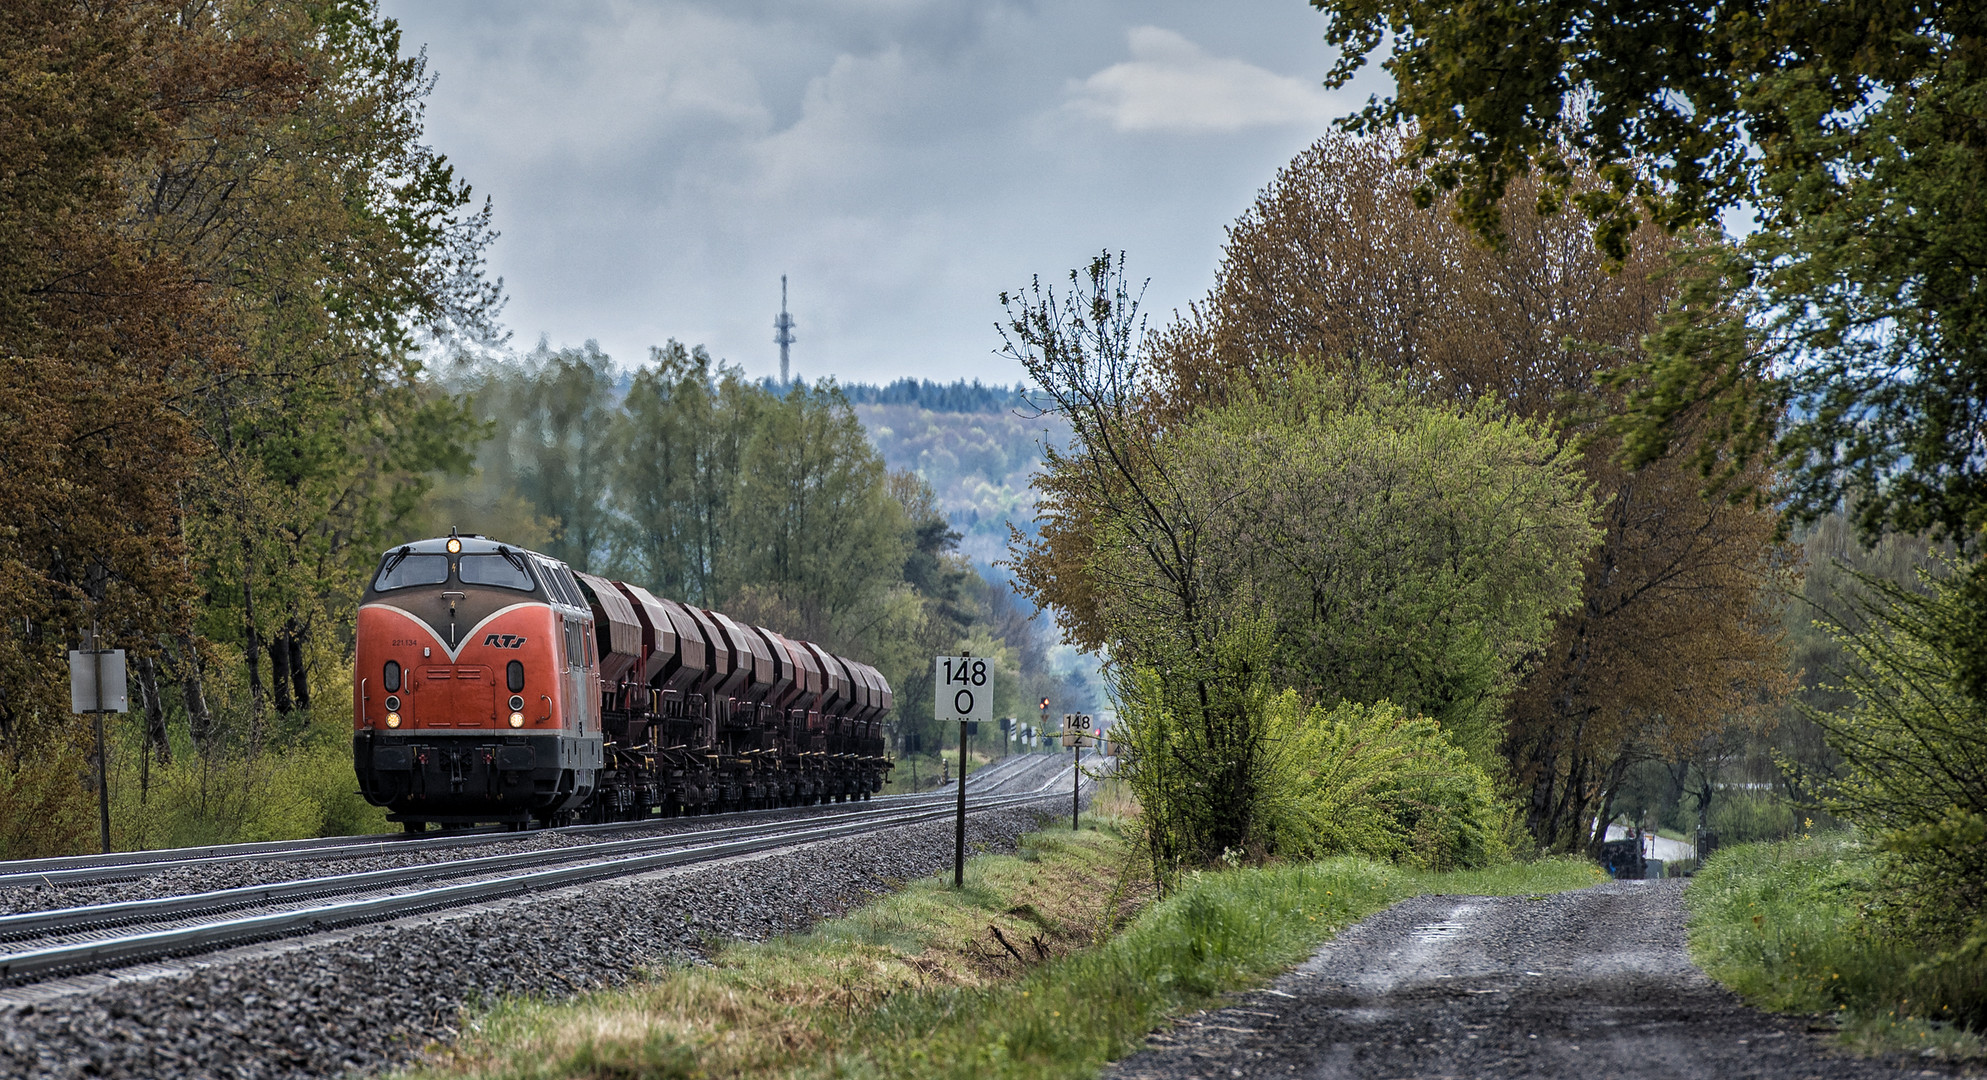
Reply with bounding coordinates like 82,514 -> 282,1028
91,620 -> 109,854
954,718 -> 968,887
1072,740 -> 1080,832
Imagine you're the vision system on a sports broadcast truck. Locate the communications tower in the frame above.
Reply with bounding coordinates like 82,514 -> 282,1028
773,275 -> 796,386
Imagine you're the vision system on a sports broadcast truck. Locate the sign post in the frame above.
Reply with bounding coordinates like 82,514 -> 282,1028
936,654 -> 992,887
69,622 -> 128,854
1062,713 -> 1093,831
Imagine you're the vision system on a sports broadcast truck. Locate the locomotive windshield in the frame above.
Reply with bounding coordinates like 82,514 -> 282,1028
459,553 -> 535,591
372,553 -> 448,591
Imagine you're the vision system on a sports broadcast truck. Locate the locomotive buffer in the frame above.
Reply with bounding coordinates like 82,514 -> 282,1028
936,653 -> 992,887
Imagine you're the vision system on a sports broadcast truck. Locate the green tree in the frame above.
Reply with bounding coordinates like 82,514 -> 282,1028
1005,256 -> 1593,868
152,0 -> 496,750
0,0 -> 295,853
612,342 -> 743,604
732,381 -> 912,649
1303,0 -> 1987,552
475,340 -> 621,572
1805,563 -> 1987,1026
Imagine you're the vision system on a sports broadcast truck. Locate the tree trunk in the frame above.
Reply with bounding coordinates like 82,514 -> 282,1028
135,655 -> 171,767
241,536 -> 264,753
288,631 -> 310,710
269,635 -> 293,715
173,633 -> 214,750
1585,752 -> 1634,858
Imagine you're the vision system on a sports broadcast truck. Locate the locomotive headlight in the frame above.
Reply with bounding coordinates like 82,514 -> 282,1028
385,711 -> 402,728
508,711 -> 525,728
446,537 -> 461,554
508,694 -> 524,712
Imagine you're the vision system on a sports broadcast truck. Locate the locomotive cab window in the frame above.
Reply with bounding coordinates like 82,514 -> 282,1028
506,659 -> 524,693
458,553 -> 534,591
372,553 -> 448,591
383,660 -> 402,693
564,619 -> 583,670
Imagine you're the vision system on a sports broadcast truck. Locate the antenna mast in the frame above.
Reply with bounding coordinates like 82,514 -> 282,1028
774,274 -> 796,386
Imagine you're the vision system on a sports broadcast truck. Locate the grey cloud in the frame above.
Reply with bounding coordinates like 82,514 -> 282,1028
382,0 -> 1388,383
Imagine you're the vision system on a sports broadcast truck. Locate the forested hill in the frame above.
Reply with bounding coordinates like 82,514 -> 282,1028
843,386 -> 1069,573
810,377 -> 1032,413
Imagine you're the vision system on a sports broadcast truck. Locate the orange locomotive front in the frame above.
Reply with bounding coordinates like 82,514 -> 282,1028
352,534 -> 603,831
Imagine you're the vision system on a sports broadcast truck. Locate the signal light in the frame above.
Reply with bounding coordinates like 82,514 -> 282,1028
385,712 -> 402,728
509,711 -> 525,728
1039,697 -> 1049,710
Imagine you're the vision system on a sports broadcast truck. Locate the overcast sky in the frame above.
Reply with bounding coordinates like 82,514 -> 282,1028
379,1 -> 1389,386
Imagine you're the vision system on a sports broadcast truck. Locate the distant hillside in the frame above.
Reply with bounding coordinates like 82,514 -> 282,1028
853,400 -> 1067,571
760,376 -> 1033,414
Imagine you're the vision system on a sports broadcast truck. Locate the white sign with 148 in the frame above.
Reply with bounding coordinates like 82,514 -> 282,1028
934,655 -> 992,724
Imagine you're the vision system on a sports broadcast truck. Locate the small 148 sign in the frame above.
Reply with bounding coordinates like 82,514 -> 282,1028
935,655 -> 992,723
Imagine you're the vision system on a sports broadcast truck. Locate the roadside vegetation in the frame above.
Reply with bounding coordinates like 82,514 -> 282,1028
1688,837 -> 1986,1063
404,810 -> 1600,1080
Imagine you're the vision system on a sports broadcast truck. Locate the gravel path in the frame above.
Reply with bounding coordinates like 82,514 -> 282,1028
0,803 -> 1057,1080
1108,880 -> 1946,1080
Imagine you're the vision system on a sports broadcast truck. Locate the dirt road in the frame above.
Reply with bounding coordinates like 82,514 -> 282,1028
1108,880 -> 1939,1080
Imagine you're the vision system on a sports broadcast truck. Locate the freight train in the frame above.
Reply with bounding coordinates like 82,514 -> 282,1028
352,532 -> 893,831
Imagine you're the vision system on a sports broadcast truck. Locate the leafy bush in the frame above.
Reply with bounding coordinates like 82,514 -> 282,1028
1116,623 -> 1507,875
1256,697 -> 1509,870
1805,559 -> 1987,1003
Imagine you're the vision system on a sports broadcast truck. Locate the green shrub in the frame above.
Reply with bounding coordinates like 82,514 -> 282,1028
1116,621 -> 1508,877
1256,696 -> 1508,870
1803,559 -> 1987,1022
1708,789 -> 1803,844
1688,836 -> 1987,1049
112,711 -> 390,850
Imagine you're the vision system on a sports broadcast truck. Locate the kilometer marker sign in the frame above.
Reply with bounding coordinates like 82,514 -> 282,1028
935,655 -> 992,724
936,654 -> 992,889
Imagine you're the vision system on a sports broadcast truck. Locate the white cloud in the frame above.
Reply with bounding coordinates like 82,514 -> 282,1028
1067,26 -> 1341,133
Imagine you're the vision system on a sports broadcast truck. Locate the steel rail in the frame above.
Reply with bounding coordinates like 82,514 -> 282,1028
0,753 -> 1045,889
0,767 -> 1085,982
0,788 -> 1038,941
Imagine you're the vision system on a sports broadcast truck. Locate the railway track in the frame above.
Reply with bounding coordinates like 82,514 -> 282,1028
0,750 -> 1050,890
0,751 -> 1099,984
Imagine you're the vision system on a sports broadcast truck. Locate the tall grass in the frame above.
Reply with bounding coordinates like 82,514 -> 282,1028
841,856 -> 1597,1080
406,818 -> 1599,1080
1686,836 -> 1985,1061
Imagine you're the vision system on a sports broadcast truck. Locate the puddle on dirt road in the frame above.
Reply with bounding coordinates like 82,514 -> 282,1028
1410,921 -> 1467,942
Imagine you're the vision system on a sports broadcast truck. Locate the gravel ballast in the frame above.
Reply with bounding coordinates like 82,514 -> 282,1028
0,802 -> 1057,1080
0,752 -> 1069,917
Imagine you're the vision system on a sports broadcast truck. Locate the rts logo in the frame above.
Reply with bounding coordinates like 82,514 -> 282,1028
482,634 -> 528,649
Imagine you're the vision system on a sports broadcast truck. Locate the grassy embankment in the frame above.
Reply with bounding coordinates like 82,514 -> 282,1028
1686,836 -> 1986,1063
402,798 -> 1600,1080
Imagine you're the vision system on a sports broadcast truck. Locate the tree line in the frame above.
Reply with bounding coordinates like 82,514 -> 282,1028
1007,0 -> 1984,1027
0,1 -> 498,853
425,340 -> 1088,764
0,3 -> 1070,853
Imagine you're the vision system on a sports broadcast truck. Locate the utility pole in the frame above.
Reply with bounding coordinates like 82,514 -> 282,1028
774,275 -> 796,386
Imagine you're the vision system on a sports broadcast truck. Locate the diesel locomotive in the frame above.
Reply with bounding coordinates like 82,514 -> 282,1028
352,532 -> 893,830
